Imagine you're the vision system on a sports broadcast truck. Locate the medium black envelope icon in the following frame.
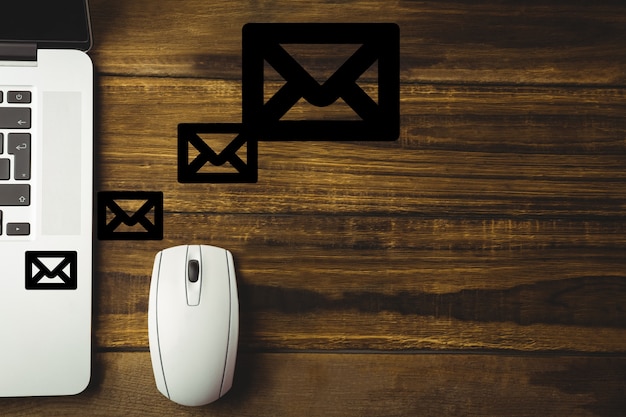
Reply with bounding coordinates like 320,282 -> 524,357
242,23 -> 400,141
97,191 -> 164,240
26,251 -> 77,290
178,123 -> 258,183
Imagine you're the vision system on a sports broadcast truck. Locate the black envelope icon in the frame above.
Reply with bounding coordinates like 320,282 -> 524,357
26,251 -> 77,290
97,191 -> 164,240
242,23 -> 400,141
178,123 -> 258,183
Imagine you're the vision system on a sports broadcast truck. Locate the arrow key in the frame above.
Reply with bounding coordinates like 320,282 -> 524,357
6,223 -> 30,236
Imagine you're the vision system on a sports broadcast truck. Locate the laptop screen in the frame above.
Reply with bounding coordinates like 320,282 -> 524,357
0,0 -> 91,50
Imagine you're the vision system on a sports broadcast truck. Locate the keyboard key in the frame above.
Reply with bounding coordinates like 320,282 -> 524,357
6,223 -> 30,236
0,159 -> 10,180
8,133 -> 30,180
0,132 -> 3,153
7,91 -> 31,104
0,210 -> 2,235
0,108 -> 31,129
0,184 -> 30,206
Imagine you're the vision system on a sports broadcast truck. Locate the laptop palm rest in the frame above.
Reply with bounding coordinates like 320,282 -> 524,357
42,91 -> 82,236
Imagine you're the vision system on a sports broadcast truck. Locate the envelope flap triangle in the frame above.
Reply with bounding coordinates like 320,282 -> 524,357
37,257 -> 66,274
263,44 -> 380,113
106,205 -> 155,228
277,43 -> 365,85
192,133 -> 241,156
109,198 -> 152,214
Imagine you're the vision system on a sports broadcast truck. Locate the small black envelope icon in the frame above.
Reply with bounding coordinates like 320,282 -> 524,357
26,251 -> 77,290
178,123 -> 258,183
242,23 -> 400,141
97,191 -> 164,240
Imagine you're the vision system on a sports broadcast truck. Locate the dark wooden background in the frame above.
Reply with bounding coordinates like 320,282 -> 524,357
2,0 -> 626,415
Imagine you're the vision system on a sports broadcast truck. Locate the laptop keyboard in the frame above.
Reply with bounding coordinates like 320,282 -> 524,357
0,87 -> 33,238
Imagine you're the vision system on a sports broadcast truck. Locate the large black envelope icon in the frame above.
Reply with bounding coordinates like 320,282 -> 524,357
178,123 -> 258,183
26,251 -> 77,290
242,23 -> 400,141
97,191 -> 164,240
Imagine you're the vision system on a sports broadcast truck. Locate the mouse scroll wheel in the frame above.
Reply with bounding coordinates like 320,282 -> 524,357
188,260 -> 200,283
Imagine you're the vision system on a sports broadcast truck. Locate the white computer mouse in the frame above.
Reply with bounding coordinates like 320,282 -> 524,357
148,244 -> 239,406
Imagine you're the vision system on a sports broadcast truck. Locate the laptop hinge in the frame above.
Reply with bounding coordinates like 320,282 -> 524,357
0,42 -> 37,61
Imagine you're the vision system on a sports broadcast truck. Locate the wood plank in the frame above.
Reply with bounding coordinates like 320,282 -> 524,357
95,77 -> 626,217
88,0 -> 626,85
94,215 -> 626,352
0,352 -> 624,416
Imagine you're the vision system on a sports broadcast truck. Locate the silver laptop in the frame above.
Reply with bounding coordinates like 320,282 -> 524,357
0,0 -> 93,396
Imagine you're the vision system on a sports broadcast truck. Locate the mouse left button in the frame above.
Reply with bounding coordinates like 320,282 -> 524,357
148,251 -> 170,399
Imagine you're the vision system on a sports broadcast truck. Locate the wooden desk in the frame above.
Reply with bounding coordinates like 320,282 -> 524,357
2,1 -> 626,415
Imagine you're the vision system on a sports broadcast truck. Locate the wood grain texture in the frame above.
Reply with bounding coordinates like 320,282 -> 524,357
88,0 -> 626,84
5,0 -> 626,415
0,352 -> 625,417
93,71 -> 626,355
95,215 -> 626,352
96,77 -> 626,217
